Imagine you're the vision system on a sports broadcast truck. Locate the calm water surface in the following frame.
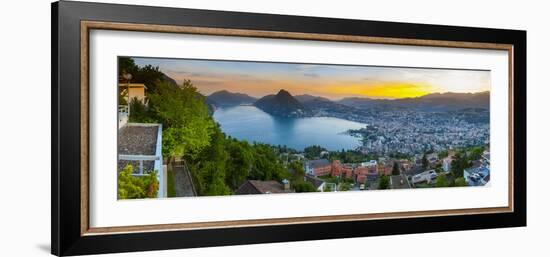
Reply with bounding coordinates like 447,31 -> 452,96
212,105 -> 366,151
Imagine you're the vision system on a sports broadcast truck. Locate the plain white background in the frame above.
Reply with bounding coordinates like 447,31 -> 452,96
0,0 -> 546,256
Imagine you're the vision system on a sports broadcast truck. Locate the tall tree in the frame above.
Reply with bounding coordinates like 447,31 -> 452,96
250,143 -> 288,181
392,162 -> 400,175
451,152 -> 470,178
148,80 -> 214,161
225,139 -> 253,189
422,154 -> 429,169
288,161 -> 305,182
435,174 -> 449,187
191,125 -> 231,196
378,175 -> 390,190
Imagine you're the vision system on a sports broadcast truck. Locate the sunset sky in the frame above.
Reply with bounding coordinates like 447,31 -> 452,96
133,57 -> 490,100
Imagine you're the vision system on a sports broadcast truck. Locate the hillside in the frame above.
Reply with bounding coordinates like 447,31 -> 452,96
338,91 -> 490,112
254,90 -> 312,118
207,90 -> 257,107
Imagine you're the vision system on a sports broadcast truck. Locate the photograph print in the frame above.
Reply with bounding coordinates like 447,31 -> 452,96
117,57 -> 491,200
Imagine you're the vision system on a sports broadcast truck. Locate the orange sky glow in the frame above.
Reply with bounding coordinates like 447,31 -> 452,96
134,58 -> 491,100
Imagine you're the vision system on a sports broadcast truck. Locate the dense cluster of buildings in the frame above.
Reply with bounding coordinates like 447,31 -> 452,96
300,147 -> 491,191
349,111 -> 489,155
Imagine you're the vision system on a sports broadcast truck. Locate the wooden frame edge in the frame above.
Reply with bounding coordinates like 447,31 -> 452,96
79,20 -> 515,236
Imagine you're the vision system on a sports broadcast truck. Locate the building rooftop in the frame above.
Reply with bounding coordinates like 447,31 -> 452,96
117,123 -> 160,172
235,180 -> 295,194
305,159 -> 330,168
464,166 -> 490,186
361,160 -> 377,167
304,174 -> 325,189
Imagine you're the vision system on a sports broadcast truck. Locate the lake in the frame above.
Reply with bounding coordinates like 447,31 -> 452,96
212,105 -> 366,151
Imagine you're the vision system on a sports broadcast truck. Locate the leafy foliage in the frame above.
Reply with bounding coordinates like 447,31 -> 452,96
451,152 -> 470,178
190,125 -> 231,196
438,150 -> 449,159
303,145 -> 326,159
339,182 -> 352,191
435,174 -> 449,187
167,169 -> 176,197
117,165 -> 159,199
293,180 -> 318,192
454,177 -> 467,187
249,143 -> 288,181
468,146 -> 484,161
422,154 -> 429,169
118,57 -> 166,92
378,175 -> 390,189
224,138 -> 254,189
128,97 -> 154,123
148,80 -> 214,159
329,149 -> 368,163
392,162 -> 400,175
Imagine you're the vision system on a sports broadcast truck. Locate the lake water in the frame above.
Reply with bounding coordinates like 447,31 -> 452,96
212,105 -> 366,151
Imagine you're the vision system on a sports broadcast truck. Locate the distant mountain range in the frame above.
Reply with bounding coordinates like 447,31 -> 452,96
206,90 -> 257,106
254,90 -> 312,118
294,94 -> 331,103
204,89 -> 490,117
338,91 -> 489,112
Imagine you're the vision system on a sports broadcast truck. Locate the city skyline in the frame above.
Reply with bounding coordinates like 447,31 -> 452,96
133,57 -> 491,100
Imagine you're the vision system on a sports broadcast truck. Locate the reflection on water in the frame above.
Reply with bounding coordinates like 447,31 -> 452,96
213,105 -> 365,151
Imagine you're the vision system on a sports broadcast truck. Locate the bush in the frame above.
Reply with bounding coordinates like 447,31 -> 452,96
118,164 -> 159,199
378,175 -> 390,190
167,169 -> 176,197
454,177 -> 467,187
293,180 -> 317,193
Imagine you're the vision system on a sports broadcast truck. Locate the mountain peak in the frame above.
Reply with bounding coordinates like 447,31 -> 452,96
254,89 -> 311,118
276,89 -> 292,97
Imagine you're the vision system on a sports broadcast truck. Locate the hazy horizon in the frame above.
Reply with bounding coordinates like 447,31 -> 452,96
133,57 -> 491,100
207,88 -> 490,101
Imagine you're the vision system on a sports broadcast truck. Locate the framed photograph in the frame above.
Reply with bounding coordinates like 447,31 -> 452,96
52,1 -> 526,256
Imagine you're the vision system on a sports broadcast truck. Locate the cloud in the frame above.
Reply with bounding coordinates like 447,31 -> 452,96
303,72 -> 320,78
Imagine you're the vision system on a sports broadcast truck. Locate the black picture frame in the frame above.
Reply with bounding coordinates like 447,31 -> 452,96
51,1 -> 526,256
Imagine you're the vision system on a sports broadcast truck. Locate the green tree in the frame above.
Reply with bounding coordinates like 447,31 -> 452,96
378,175 -> 390,190
288,161 -> 305,182
118,57 -> 167,93
438,150 -> 449,159
304,145 -> 326,159
454,177 -> 467,187
117,165 -> 159,199
148,80 -> 214,160
422,154 -> 429,169
293,180 -> 317,192
118,57 -> 139,78
339,182 -> 351,191
118,88 -> 128,106
451,152 -> 470,178
435,174 -> 449,187
225,139 -> 253,189
191,125 -> 231,196
128,97 -> 153,123
249,143 -> 288,181
392,162 -> 400,175
468,146 -> 484,161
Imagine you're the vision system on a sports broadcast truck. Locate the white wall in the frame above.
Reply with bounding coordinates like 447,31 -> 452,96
0,0 -> 547,256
